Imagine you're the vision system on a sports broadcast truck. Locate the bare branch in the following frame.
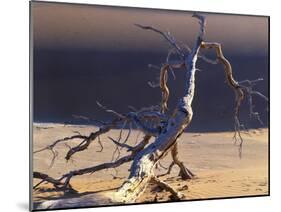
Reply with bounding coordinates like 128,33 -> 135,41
148,80 -> 160,88
34,134 -> 88,154
251,91 -> 268,102
198,54 -> 219,64
96,101 -> 125,119
148,64 -> 161,70
157,161 -> 175,177
171,143 -> 195,179
237,78 -> 268,126
96,135 -> 103,152
200,41 -> 250,157
108,136 -> 133,151
72,114 -> 106,126
33,172 -> 67,190
65,125 -> 112,161
134,24 -> 185,58
34,134 -> 90,168
34,135 -> 152,191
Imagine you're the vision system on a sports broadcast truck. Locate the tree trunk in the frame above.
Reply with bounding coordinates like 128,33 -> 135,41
113,14 -> 205,203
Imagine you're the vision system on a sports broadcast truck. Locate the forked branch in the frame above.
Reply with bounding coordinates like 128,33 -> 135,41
200,42 -> 267,156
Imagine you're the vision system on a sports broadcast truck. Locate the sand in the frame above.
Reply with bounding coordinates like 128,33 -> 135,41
32,124 -> 268,209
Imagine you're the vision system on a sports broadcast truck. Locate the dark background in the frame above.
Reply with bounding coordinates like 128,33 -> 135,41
32,2 -> 269,132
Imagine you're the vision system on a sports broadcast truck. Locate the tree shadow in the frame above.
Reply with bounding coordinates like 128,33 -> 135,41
33,186 -> 119,202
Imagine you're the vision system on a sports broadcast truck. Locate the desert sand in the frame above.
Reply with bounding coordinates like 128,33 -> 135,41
32,123 -> 268,209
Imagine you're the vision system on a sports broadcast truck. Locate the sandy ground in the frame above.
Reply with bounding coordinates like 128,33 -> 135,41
32,124 -> 268,209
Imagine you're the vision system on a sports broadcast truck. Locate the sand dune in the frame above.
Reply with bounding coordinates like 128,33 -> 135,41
32,124 -> 268,209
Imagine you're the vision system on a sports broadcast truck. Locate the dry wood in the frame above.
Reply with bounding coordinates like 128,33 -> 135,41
33,13 -> 268,205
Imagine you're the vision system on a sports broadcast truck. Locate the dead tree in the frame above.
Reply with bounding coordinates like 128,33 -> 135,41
33,13 -> 268,203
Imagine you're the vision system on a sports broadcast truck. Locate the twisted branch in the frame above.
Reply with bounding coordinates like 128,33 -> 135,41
34,135 -> 152,191
200,42 -> 267,157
